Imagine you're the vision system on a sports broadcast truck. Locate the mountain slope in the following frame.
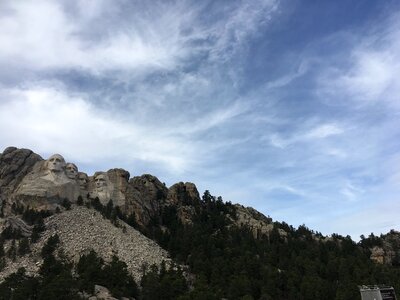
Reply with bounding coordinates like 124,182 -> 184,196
1,146 -> 400,299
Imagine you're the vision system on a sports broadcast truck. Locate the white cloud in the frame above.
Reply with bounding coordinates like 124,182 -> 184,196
340,181 -> 365,202
318,12 -> 400,110
267,122 -> 344,148
331,198 -> 400,239
0,85 -> 200,173
305,123 -> 344,139
0,0 -> 279,76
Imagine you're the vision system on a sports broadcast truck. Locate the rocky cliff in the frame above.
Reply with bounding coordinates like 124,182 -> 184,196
0,146 -> 290,287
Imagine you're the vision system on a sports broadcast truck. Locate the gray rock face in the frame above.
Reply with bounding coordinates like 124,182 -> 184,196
167,182 -> 200,206
0,147 -> 42,203
87,169 -> 130,207
232,204 -> 280,239
370,230 -> 400,265
13,153 -> 80,210
126,174 -> 168,226
0,147 -> 204,228
106,168 -> 130,207
167,182 -> 200,224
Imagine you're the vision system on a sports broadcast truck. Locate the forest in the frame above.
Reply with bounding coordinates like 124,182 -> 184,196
0,191 -> 399,299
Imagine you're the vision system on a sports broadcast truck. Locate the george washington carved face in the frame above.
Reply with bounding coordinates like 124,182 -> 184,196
46,154 -> 66,172
65,163 -> 78,179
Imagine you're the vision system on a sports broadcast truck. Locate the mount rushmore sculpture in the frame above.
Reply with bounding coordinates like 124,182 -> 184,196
0,147 -> 201,226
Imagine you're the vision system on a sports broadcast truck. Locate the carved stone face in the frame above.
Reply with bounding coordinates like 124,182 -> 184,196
95,173 -> 107,192
77,172 -> 88,189
47,154 -> 66,172
65,163 -> 78,179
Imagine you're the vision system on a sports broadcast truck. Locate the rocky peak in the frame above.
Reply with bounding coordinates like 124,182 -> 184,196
0,147 -> 42,204
167,182 -> 200,206
232,204 -> 287,239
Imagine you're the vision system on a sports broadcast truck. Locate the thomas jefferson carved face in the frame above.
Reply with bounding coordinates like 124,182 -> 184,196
47,154 -> 66,172
65,163 -> 78,179
94,173 -> 107,192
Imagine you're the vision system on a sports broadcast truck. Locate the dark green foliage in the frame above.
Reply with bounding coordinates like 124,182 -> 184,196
88,198 -> 120,226
11,202 -> 24,215
141,262 -> 188,300
41,234 -> 59,259
0,268 -> 39,300
76,250 -> 138,298
0,238 -> 5,257
77,195 -> 84,206
7,239 -> 17,261
126,212 -> 138,228
61,198 -> 71,210
104,199 -> 113,219
31,217 -> 45,243
0,257 -> 5,272
38,240 -> 81,300
18,237 -> 30,256
135,190 -> 400,300
1,225 -> 22,240
76,250 -> 104,293
102,255 -> 139,298
22,208 -> 52,226
91,197 -> 103,212
0,245 -> 137,299
0,200 -> 5,218
2,189 -> 400,299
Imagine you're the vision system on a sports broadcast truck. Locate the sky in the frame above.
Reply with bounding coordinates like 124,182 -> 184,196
0,0 -> 399,240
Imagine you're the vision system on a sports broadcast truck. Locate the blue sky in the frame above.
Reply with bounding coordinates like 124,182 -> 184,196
0,0 -> 399,239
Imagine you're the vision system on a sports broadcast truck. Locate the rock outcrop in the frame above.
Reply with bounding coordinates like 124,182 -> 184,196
0,147 -> 42,206
125,174 -> 168,226
167,182 -> 200,225
232,204 -> 287,239
167,182 -> 200,206
369,230 -> 400,265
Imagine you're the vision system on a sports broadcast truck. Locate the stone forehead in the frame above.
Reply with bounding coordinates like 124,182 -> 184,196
78,172 -> 88,179
66,163 -> 78,170
94,172 -> 107,179
48,154 -> 66,162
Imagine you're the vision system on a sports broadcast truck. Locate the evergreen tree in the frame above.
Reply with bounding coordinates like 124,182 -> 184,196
18,238 -> 30,256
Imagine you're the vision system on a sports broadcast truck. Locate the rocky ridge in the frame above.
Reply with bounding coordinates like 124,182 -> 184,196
0,146 -> 293,286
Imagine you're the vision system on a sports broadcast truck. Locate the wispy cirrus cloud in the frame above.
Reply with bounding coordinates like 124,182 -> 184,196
317,12 -> 400,110
0,0 -> 278,77
267,122 -> 345,149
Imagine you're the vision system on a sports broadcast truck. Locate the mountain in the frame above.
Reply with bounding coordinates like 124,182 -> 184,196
0,146 -> 399,299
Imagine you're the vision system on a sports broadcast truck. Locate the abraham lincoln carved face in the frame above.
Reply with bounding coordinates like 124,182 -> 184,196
94,173 -> 107,192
